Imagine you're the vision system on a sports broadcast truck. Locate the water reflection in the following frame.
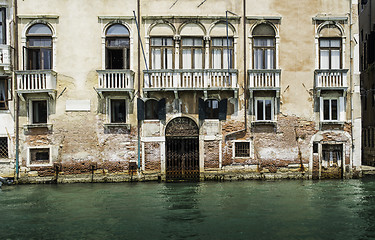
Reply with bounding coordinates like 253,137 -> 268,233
0,179 -> 375,240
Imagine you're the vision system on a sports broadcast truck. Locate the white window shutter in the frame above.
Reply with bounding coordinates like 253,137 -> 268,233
339,96 -> 345,121
320,97 -> 324,122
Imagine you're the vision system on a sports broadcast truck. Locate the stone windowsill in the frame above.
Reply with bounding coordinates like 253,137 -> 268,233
104,123 -> 131,129
320,121 -> 345,125
24,123 -> 53,130
251,120 -> 277,126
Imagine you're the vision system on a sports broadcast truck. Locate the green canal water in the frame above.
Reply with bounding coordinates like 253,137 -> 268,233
1,179 -> 375,240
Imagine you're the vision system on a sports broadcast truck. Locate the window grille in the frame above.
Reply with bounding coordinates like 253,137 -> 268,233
235,142 -> 250,157
0,137 -> 8,158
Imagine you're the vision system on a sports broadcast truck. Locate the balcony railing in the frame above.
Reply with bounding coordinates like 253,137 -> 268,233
143,69 -> 238,90
248,69 -> 281,89
0,45 -> 10,71
16,70 -> 57,91
97,70 -> 134,90
315,69 -> 348,89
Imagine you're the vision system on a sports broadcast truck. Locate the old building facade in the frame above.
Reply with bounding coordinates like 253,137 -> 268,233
359,0 -> 375,167
0,0 -> 362,182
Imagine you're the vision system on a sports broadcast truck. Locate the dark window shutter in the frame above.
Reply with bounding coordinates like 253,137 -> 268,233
137,98 -> 145,121
314,97 -> 320,112
23,46 -> 28,70
219,99 -> 228,120
158,98 -> 166,121
198,98 -> 205,120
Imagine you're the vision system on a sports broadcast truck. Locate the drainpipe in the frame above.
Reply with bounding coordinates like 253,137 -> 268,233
135,0 -> 141,170
13,0 -> 19,179
349,0 -> 354,174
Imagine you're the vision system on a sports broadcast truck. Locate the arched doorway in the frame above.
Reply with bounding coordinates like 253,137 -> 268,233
165,117 -> 199,181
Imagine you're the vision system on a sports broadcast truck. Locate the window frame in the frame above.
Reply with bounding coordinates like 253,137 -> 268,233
321,143 -> 343,168
210,37 -> 234,69
149,36 -> 174,70
254,97 -> 274,122
25,24 -> 53,70
321,97 -> 340,122
252,37 -> 276,70
204,99 -> 220,120
319,38 -> 342,70
0,78 -> 8,110
0,137 -> 8,159
144,99 -> 159,120
105,24 -> 130,70
29,99 -> 49,124
180,37 -> 205,69
27,146 -> 52,167
108,97 -> 127,124
233,141 -> 251,158
0,8 -> 6,45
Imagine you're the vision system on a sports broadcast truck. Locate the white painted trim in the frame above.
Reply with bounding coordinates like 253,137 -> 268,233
26,146 -> 52,167
141,136 -> 165,142
232,140 -> 251,158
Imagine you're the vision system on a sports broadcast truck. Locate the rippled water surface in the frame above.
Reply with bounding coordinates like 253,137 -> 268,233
1,179 -> 375,240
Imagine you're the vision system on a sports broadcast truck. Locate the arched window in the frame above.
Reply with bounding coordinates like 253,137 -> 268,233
318,24 -> 342,69
26,23 -> 52,70
106,24 -> 130,69
252,24 -> 276,69
145,99 -> 159,120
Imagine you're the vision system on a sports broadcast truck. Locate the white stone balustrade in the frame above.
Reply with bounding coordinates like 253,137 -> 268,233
315,69 -> 348,88
16,70 -> 57,91
248,69 -> 281,89
144,69 -> 238,89
97,70 -> 134,89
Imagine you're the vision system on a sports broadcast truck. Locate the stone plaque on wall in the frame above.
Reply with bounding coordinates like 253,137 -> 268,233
66,100 -> 90,112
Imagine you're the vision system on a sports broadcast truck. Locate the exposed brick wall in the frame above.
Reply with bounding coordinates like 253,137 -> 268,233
144,142 -> 161,171
204,141 -> 219,168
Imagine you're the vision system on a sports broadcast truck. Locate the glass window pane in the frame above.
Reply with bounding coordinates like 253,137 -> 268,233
331,99 -> 338,120
151,49 -> 161,69
212,49 -> 222,69
28,24 -> 52,35
330,39 -> 341,48
111,99 -> 126,123
331,50 -> 340,69
254,49 -> 264,69
151,38 -> 162,46
165,49 -> 173,69
182,38 -> 194,46
256,100 -> 264,121
42,49 -> 52,70
266,39 -> 274,47
106,24 -> 129,36
32,100 -> 47,124
29,38 -> 52,47
212,38 -> 222,47
108,38 -> 129,47
265,100 -> 272,120
164,38 -> 173,46
320,50 -> 330,69
182,49 -> 191,69
193,38 -> 203,46
194,49 -> 203,69
223,49 -> 233,69
145,100 -> 158,120
324,99 -> 330,120
320,39 -> 330,47
265,49 -> 274,69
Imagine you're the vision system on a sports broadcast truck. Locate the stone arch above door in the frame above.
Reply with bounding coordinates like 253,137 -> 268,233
165,117 -> 199,137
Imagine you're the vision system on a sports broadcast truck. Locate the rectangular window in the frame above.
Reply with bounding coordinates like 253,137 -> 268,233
319,38 -> 341,69
211,37 -> 233,69
322,144 -> 342,168
235,142 -> 250,158
253,38 -> 275,69
0,78 -> 8,110
106,37 -> 130,69
255,98 -> 273,121
323,98 -> 338,121
0,8 -> 6,44
31,100 -> 48,124
181,38 -> 204,69
30,148 -> 50,165
150,37 -> 173,69
0,137 -> 8,158
27,37 -> 52,70
110,99 -> 126,123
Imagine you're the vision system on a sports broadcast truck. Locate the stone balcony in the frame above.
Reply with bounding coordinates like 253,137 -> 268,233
248,69 -> 281,90
0,45 -> 10,72
96,69 -> 135,98
143,69 -> 238,98
315,69 -> 348,94
16,70 -> 57,100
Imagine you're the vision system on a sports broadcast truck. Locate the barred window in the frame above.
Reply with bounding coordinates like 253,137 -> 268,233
235,142 -> 250,157
0,137 -> 8,158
